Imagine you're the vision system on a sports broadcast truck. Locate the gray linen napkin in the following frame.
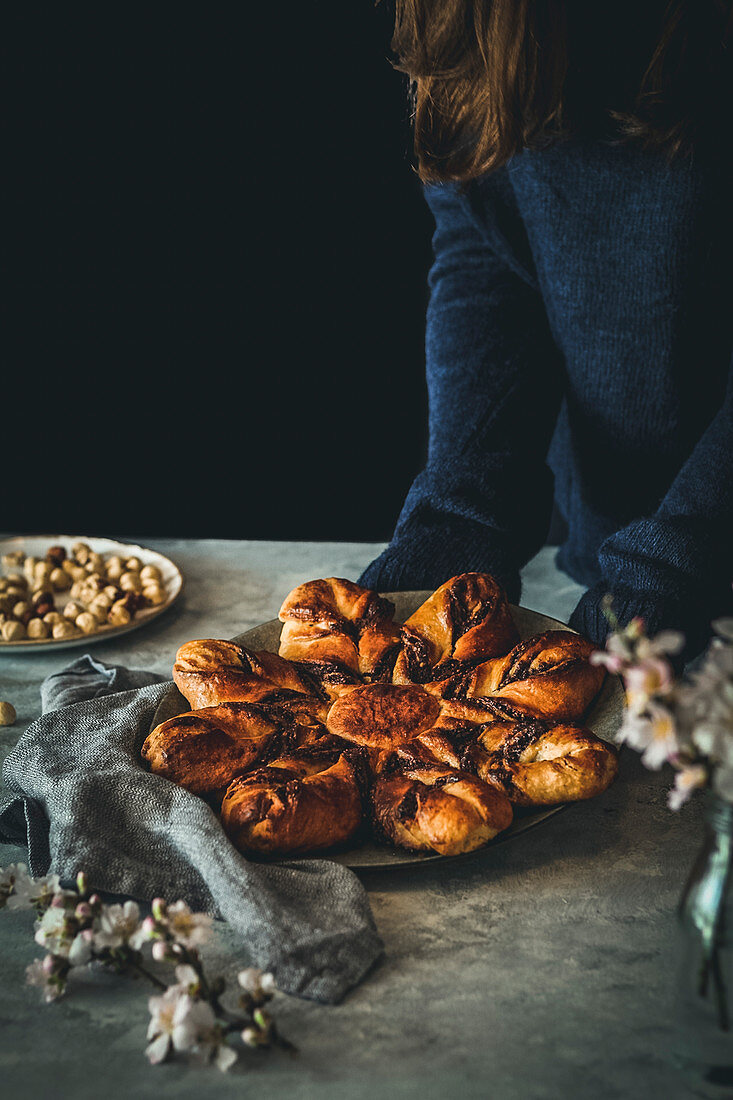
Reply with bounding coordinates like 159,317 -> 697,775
0,656 -> 383,1004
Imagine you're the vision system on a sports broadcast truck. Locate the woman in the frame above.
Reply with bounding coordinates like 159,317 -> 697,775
359,0 -> 732,659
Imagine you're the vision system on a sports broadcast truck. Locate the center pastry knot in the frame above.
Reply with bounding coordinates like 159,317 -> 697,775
141,573 -> 617,858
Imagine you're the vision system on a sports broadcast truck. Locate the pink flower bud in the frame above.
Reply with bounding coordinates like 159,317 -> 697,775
142,916 -> 157,936
89,894 -> 101,907
50,894 -> 65,908
151,941 -> 169,962
241,1027 -> 259,1047
75,902 -> 92,921
42,954 -> 56,976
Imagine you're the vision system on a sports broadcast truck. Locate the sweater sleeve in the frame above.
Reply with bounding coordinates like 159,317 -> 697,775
569,350 -> 733,659
358,180 -> 564,601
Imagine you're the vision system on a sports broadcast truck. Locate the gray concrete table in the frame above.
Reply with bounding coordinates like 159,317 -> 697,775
0,539 -> 702,1099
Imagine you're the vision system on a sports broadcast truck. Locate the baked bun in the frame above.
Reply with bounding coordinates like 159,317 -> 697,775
220,749 -> 364,857
141,702 -> 281,796
465,720 -> 618,806
372,762 -> 513,856
278,578 -> 402,679
391,573 -> 518,693
326,683 -> 441,752
173,639 -> 324,716
463,630 -> 605,722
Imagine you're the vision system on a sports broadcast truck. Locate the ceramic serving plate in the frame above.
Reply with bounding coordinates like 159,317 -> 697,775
0,535 -> 183,654
149,591 -> 624,871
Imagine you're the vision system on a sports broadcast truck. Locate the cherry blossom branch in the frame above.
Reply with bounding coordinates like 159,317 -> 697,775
0,865 -> 296,1072
592,594 -> 733,810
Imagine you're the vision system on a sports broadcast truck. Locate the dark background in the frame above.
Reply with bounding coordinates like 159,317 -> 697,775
6,3 -> 433,542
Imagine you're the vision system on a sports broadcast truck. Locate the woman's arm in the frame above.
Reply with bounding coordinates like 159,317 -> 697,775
359,179 -> 564,600
570,351 -> 733,658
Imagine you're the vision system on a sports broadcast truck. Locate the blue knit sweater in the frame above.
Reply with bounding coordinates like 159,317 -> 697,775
359,138 -> 732,657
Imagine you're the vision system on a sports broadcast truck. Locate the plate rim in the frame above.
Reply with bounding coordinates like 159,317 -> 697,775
0,533 -> 184,654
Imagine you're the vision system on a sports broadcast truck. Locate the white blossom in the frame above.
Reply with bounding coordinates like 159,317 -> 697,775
174,964 -> 200,993
237,967 -> 275,998
25,958 -> 62,1003
5,869 -> 60,911
68,930 -> 94,967
616,701 -> 679,770
668,764 -> 708,811
241,1026 -> 260,1047
636,631 -> 685,659
623,657 -> 675,712
34,905 -> 72,956
93,901 -> 145,950
164,901 -> 213,949
146,986 -> 217,1065
0,862 -> 30,907
215,1044 -> 238,1073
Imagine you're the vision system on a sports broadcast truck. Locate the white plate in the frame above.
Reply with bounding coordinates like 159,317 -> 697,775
149,591 -> 624,871
0,535 -> 183,653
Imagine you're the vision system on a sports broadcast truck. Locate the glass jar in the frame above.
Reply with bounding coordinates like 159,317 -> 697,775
675,793 -> 733,1091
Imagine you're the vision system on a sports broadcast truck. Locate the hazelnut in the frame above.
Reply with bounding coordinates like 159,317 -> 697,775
2,550 -> 25,568
76,611 -> 99,634
34,564 -> 53,587
23,556 -> 39,581
0,595 -> 14,614
33,597 -> 55,619
62,560 -> 85,580
70,579 -> 87,601
88,594 -> 113,620
142,583 -> 167,606
72,542 -> 91,565
140,564 -> 162,584
2,620 -> 26,641
0,701 -> 17,725
5,573 -> 27,589
104,584 -> 122,601
119,571 -> 142,593
63,600 -> 83,620
27,617 -> 50,639
0,578 -> 8,592
5,585 -> 26,601
105,556 -> 124,580
46,545 -> 67,567
52,619 -> 80,640
50,567 -> 71,591
13,600 -> 31,620
108,601 -> 131,626
88,552 -> 106,572
43,611 -> 64,625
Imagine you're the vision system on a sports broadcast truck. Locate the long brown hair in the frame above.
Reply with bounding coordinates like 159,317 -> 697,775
389,0 -> 732,182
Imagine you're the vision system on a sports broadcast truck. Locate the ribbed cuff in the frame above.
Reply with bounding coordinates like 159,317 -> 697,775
357,528 -> 522,604
569,580 -> 717,665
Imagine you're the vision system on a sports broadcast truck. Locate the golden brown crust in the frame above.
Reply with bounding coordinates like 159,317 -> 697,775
220,751 -> 364,856
392,573 -> 518,692
141,702 -> 282,796
277,577 -> 402,678
463,630 -> 606,722
325,682 -> 442,752
154,582 -> 616,858
372,762 -> 513,856
466,721 -> 618,806
173,639 -> 324,716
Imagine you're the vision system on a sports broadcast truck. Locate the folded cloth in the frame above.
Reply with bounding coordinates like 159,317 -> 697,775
0,656 -> 383,1004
